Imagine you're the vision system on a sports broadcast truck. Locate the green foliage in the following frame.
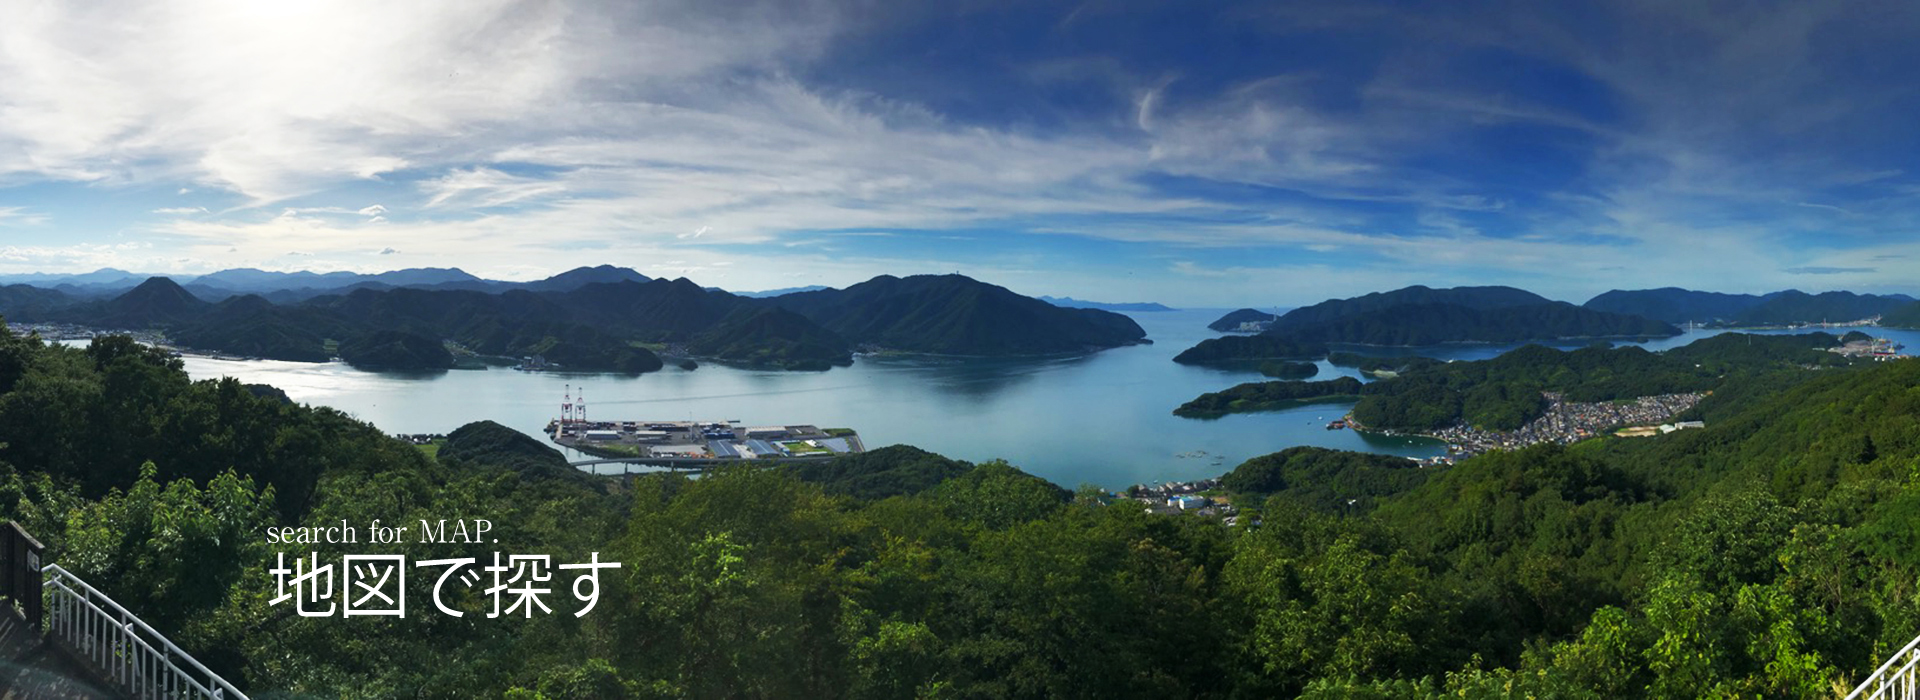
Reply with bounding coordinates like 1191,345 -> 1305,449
1265,301 -> 1680,346
786,444 -> 975,499
1728,290 -> 1909,326
1175,376 -> 1362,417
771,274 -> 1147,355
438,420 -> 599,488
1172,333 -> 1329,365
1258,359 -> 1319,379
686,306 -> 853,369
1337,334 -> 1850,431
338,328 -> 454,370
1219,446 -> 1427,513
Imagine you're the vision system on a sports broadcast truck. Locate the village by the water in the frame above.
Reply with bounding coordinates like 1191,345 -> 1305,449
1123,333 -> 1911,518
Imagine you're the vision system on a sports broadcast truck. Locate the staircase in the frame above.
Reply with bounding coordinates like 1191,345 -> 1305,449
1852,634 -> 1920,700
0,522 -> 247,699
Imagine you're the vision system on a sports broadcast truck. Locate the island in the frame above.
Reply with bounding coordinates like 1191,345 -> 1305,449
1206,308 -> 1281,332
1176,285 -> 1679,366
1585,287 -> 1915,326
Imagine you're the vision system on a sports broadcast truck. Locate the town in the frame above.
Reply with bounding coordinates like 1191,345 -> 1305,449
1404,391 -> 1707,460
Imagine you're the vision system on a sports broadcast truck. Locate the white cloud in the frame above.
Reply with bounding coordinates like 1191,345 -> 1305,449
0,207 -> 48,226
1,0 -> 1917,304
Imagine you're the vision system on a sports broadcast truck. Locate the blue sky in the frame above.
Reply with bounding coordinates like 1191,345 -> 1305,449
2,0 -> 1919,306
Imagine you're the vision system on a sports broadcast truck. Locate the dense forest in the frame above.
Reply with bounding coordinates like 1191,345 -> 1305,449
1176,376 -> 1364,418
6,320 -> 1920,697
1173,334 -> 1329,365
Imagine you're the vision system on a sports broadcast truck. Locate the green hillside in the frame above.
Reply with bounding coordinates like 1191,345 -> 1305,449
771,274 -> 1148,355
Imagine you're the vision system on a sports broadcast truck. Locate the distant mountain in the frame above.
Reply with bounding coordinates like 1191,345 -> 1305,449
1272,301 -> 1679,346
1582,288 -> 1773,324
770,274 -> 1148,355
87,277 -> 210,328
686,307 -> 853,370
192,267 -> 483,294
1174,286 -> 1679,365
191,268 -> 361,291
0,268 -> 146,288
1729,290 -> 1913,326
519,265 -> 650,292
731,285 -> 830,298
1882,301 -> 1920,328
337,329 -> 454,371
1208,308 -> 1280,332
0,285 -> 76,322
170,295 -> 335,362
1037,296 -> 1176,312
13,270 -> 1153,367
168,266 -> 646,300
1585,287 -> 1914,326
1272,285 -> 1551,330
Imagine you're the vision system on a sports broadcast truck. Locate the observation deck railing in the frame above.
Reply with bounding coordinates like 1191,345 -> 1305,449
0,520 -> 247,699
1849,633 -> 1920,700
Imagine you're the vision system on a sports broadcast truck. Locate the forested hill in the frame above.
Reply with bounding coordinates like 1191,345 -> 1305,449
1271,284 -> 1551,328
1582,287 -> 1775,323
1267,300 -> 1680,346
1882,300 -> 1920,328
769,274 -> 1148,355
1730,289 -> 1914,325
1584,287 -> 1915,325
1180,286 -> 1679,363
1206,308 -> 1280,332
8,319 -> 1920,695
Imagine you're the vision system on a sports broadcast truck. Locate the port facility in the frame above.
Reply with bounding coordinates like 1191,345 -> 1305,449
549,418 -> 866,465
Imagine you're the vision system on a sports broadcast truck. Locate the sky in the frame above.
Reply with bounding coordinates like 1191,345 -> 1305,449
3,0 -> 1919,307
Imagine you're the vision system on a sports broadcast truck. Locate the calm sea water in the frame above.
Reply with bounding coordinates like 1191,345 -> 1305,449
160,312 -> 1920,490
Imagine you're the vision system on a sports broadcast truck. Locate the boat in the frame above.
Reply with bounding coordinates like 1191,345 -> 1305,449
1326,419 -> 1348,430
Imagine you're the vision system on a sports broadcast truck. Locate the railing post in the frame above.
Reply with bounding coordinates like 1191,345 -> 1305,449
1,521 -> 45,629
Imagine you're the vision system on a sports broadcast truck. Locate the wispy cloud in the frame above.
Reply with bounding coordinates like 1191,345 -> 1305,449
1784,266 -> 1876,275
0,207 -> 48,226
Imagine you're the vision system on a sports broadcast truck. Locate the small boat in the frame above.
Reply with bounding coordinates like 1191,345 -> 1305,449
1326,420 -> 1348,430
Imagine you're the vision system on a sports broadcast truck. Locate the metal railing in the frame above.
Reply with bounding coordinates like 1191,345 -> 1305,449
1849,633 -> 1920,700
41,563 -> 248,699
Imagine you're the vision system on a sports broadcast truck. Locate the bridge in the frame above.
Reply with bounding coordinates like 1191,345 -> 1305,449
0,522 -> 246,699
